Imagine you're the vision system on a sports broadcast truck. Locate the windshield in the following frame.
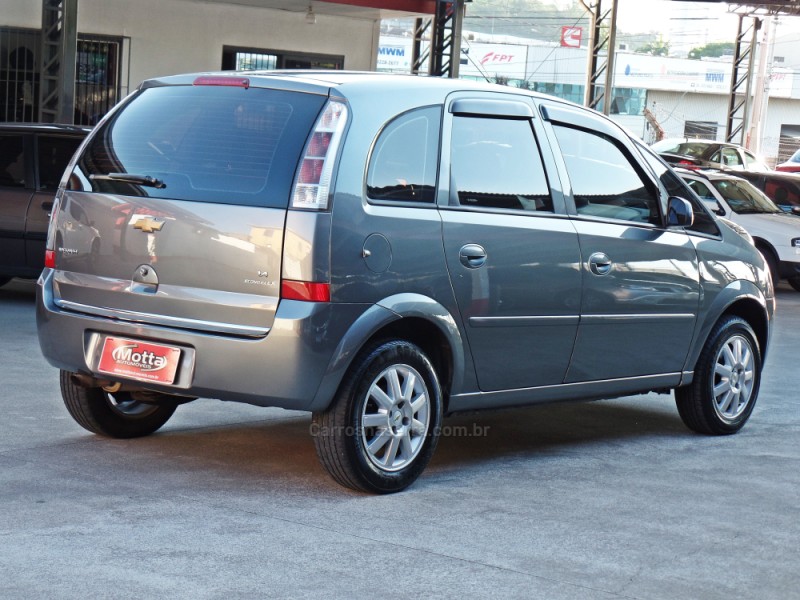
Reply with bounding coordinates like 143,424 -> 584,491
711,179 -> 782,214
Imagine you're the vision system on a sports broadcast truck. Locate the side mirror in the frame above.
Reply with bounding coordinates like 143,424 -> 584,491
667,196 -> 694,228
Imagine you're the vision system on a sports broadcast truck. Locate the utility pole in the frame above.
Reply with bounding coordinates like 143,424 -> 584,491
747,15 -> 776,157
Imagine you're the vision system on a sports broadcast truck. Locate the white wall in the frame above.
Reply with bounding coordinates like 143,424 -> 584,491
3,0 -> 40,28
6,0 -> 379,91
79,0 -> 379,88
647,90 -> 798,165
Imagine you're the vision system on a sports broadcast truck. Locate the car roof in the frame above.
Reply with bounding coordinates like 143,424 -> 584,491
140,69 -> 557,104
734,170 -> 800,181
675,168 -> 748,183
0,122 -> 91,135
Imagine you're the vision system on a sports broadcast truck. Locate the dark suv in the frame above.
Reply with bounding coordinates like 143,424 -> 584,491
0,123 -> 89,287
37,72 -> 774,493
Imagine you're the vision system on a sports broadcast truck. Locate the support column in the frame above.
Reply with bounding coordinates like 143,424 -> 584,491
38,0 -> 78,124
411,0 -> 465,78
726,14 -> 761,145
583,0 -> 618,115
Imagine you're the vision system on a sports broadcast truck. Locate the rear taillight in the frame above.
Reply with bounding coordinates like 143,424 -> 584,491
44,194 -> 61,269
291,100 -> 348,210
677,160 -> 699,169
281,280 -> 330,303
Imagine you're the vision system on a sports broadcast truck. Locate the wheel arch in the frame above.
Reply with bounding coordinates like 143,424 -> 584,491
683,282 -> 771,382
309,293 -> 466,413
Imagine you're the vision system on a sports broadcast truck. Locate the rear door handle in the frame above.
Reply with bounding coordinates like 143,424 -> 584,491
459,244 -> 487,269
588,252 -> 613,276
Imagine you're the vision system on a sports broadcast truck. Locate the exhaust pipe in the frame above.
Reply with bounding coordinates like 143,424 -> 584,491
70,373 -> 126,392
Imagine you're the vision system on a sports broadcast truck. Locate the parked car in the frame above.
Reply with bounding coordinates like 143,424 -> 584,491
651,138 -> 770,172
733,169 -> 800,213
678,169 -> 800,291
37,72 -> 774,493
775,148 -> 800,173
0,123 -> 90,287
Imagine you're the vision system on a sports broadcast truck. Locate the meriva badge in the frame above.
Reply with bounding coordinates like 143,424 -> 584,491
98,336 -> 181,384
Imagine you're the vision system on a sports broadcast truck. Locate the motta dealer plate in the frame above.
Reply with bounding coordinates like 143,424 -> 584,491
97,337 -> 181,384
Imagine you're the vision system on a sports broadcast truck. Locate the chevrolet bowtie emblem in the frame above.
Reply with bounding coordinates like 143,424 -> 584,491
132,217 -> 165,233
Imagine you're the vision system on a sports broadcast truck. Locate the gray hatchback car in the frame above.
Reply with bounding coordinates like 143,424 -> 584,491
37,72 -> 774,493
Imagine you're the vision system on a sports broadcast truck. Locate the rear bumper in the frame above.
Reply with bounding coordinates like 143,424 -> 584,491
36,269 -> 372,411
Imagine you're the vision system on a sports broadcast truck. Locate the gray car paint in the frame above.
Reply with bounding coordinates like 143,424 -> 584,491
37,72 -> 774,416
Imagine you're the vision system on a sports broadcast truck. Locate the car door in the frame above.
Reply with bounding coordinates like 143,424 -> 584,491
538,100 -> 701,383
439,94 -> 582,392
0,132 -> 33,276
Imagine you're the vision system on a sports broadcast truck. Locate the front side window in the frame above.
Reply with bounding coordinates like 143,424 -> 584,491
450,116 -> 552,212
553,124 -> 658,223
366,107 -> 441,204
635,141 -> 720,236
0,134 -> 26,188
685,179 -> 723,214
715,147 -> 743,168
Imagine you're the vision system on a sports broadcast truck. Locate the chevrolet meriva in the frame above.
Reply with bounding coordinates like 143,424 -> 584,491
37,72 -> 774,493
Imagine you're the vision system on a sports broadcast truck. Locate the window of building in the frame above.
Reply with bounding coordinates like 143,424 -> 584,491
366,107 -> 441,204
0,27 -> 39,123
553,124 -> 658,224
684,121 -> 718,140
74,36 -> 124,126
222,46 -> 343,71
450,116 -> 552,212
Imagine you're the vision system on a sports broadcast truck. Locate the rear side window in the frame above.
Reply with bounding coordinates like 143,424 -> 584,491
38,135 -> 83,190
0,134 -> 26,188
74,85 -> 327,207
553,124 -> 659,224
450,116 -> 552,212
367,106 -> 441,204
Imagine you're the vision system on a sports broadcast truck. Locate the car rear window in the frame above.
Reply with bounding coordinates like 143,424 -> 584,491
73,85 -> 327,207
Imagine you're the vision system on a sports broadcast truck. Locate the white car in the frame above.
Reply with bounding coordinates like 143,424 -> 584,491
679,168 -> 800,291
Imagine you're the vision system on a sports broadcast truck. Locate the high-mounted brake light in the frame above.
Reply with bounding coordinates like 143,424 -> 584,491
281,280 -> 330,303
193,76 -> 250,89
291,100 -> 348,210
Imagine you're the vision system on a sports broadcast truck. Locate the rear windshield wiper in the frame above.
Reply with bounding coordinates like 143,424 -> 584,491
90,172 -> 166,189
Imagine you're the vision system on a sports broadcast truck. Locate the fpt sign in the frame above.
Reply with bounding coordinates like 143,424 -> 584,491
460,43 -> 527,77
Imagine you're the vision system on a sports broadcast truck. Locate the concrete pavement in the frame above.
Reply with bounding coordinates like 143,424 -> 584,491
1,278 -> 798,599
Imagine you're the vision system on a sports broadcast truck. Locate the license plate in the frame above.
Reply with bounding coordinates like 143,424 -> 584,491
98,337 -> 181,385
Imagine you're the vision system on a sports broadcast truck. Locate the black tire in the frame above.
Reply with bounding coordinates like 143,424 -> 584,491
787,276 -> 800,292
60,370 -> 177,438
760,247 -> 780,288
0,276 -> 11,288
675,316 -> 761,435
312,340 -> 444,494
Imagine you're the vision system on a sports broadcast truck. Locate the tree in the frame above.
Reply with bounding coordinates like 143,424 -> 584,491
635,40 -> 670,56
688,42 -> 735,60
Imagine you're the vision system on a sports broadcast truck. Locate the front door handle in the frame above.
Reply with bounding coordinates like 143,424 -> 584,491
459,244 -> 487,269
588,252 -> 613,276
